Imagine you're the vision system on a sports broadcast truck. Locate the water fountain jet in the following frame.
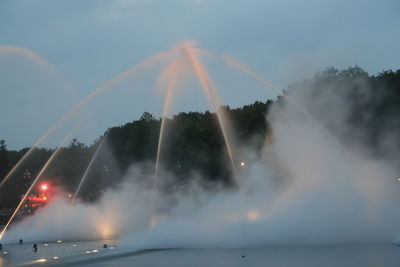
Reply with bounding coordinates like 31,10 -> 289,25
196,48 -> 352,158
72,131 -> 110,203
155,58 -> 188,177
179,42 -> 238,180
0,46 -> 77,189
0,49 -> 176,192
0,120 -> 82,241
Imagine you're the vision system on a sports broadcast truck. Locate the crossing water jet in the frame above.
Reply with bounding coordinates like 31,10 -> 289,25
155,43 -> 240,182
180,42 -> 238,179
0,49 -> 177,192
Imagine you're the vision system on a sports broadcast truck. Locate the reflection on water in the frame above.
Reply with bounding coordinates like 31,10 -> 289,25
2,242 -> 400,267
2,240 -> 116,266
82,244 -> 400,267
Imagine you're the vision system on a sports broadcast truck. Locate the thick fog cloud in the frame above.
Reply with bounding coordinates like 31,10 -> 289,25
4,80 -> 399,249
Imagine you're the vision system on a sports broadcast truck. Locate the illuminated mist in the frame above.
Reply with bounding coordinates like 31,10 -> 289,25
3,82 -> 400,249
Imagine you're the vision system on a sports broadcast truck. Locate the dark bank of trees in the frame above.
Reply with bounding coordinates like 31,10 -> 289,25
288,66 -> 400,157
0,66 -> 399,210
105,100 -> 273,186
0,100 -> 272,211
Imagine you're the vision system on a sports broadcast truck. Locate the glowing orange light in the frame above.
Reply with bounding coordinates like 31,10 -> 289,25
43,197 -> 47,201
246,209 -> 261,222
41,184 -> 48,191
68,194 -> 72,198
99,223 -> 114,239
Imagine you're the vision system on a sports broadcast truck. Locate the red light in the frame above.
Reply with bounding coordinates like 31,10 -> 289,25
41,184 -> 48,191
68,194 -> 72,198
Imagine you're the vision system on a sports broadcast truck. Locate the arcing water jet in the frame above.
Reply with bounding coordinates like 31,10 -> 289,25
2,41 -> 399,253
0,48 -> 177,193
196,48 -> 351,158
179,42 -> 238,179
0,46 -> 67,76
0,120 -> 82,241
155,42 -> 241,184
0,46 -> 76,189
72,131 -> 110,203
155,58 -> 187,177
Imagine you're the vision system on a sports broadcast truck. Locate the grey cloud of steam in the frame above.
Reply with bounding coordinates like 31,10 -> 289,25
3,82 -> 400,249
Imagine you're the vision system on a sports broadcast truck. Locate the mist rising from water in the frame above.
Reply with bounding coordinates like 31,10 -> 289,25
3,81 -> 400,248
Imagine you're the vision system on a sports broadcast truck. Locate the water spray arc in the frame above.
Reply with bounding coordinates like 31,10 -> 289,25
1,42 -> 351,196
3,41 -> 342,232
0,46 -> 77,189
72,131 -> 110,203
180,44 -> 238,178
155,59 -> 186,177
155,44 -> 239,182
0,46 -> 70,78
152,44 -> 241,228
1,41 -> 341,220
0,46 -> 182,238
196,49 -> 351,157
1,40 -> 398,256
0,121 -> 82,241
0,49 -> 177,192
194,49 -> 283,94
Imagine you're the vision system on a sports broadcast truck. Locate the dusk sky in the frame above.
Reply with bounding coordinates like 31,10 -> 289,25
1,0 -> 399,149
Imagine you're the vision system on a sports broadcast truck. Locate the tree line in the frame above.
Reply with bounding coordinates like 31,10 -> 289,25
0,66 -> 399,210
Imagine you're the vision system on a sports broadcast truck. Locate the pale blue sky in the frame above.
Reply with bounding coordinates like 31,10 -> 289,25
1,0 -> 399,149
